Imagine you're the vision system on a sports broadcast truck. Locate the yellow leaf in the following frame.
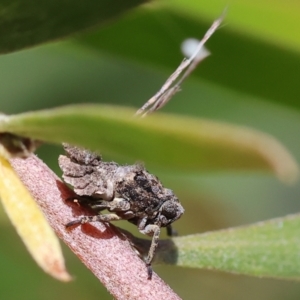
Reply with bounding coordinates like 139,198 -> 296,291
0,156 -> 71,281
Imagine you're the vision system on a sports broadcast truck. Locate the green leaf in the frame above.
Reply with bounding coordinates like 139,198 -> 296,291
0,0 -> 147,54
159,214 -> 300,280
76,4 -> 300,111
0,104 -> 298,182
168,0 -> 300,52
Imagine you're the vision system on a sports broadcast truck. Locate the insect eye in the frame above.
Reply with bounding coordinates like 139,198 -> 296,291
161,201 -> 177,218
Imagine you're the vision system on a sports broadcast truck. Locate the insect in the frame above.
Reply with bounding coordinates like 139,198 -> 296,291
58,143 -> 184,279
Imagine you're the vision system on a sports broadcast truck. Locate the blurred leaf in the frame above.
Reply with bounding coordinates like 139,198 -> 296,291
76,5 -> 300,111
0,104 -> 298,182
0,0 -> 147,54
0,156 -> 71,281
163,214 -> 300,280
167,0 -> 300,52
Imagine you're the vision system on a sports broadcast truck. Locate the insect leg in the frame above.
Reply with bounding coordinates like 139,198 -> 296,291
140,224 -> 161,280
65,195 -> 94,205
166,224 -> 178,236
66,213 -> 122,228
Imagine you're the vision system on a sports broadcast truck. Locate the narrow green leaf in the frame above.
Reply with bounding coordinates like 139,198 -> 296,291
159,214 -> 300,280
0,104 -> 297,182
167,0 -> 300,52
77,6 -> 300,111
0,0 -> 147,54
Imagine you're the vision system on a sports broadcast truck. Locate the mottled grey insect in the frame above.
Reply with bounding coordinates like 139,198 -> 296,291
58,143 -> 184,279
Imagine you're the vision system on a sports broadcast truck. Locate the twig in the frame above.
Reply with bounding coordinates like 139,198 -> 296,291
10,155 -> 181,300
136,10 -> 225,116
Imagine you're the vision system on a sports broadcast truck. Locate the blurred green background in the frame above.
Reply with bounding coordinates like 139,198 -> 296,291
1,0 -> 300,299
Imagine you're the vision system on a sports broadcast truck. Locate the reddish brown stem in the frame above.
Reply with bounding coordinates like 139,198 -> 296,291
10,155 -> 181,300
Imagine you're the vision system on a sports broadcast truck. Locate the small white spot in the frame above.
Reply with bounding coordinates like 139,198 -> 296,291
181,38 -> 210,59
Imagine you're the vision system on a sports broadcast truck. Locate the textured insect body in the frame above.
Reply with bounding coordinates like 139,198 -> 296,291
59,143 -> 184,279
